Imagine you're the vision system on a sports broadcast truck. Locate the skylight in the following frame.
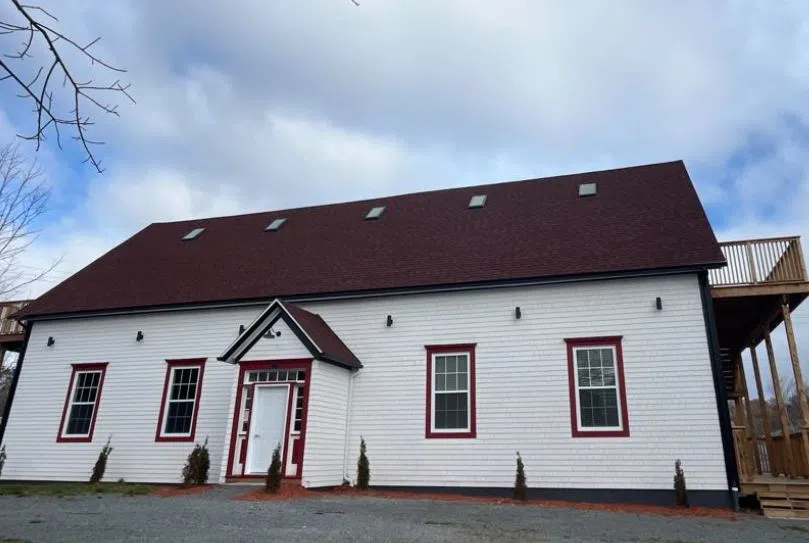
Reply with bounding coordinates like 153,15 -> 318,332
365,206 -> 385,220
578,183 -> 597,197
265,218 -> 287,231
182,227 -> 205,241
468,194 -> 487,208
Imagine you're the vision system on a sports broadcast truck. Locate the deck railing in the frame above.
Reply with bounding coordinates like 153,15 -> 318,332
709,236 -> 808,287
0,300 -> 29,336
756,434 -> 809,478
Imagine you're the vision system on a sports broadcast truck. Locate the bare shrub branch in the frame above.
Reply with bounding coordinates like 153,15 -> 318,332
0,1 -> 134,173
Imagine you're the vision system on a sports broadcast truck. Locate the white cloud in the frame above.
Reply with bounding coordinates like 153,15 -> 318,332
3,0 -> 809,386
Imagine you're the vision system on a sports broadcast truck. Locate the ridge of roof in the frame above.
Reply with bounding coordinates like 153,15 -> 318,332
17,160 -> 724,320
150,160 -> 686,227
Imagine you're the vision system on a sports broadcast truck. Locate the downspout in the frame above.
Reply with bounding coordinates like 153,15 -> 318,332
0,323 -> 33,446
342,368 -> 359,485
698,271 -> 739,506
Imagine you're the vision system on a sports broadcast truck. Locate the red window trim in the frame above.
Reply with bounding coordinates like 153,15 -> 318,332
155,358 -> 206,443
57,362 -> 108,443
565,336 -> 630,438
425,344 -> 477,439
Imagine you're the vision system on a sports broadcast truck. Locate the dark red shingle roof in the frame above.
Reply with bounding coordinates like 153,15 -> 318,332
18,161 -> 724,319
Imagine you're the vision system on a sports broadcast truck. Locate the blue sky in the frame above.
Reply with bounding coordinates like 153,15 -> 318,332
1,1 -> 808,394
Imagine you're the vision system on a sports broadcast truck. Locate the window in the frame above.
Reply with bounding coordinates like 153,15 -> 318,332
294,386 -> 305,432
566,337 -> 629,437
265,218 -> 286,231
425,344 -> 476,438
58,363 -> 108,442
468,194 -> 487,208
182,227 -> 205,240
156,359 -> 205,441
578,182 -> 597,197
365,206 -> 385,220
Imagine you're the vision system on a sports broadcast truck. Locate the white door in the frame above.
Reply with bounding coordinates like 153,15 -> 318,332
245,385 -> 289,474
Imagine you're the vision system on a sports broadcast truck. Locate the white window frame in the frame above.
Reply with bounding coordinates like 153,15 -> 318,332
572,345 -> 624,433
160,365 -> 201,438
61,369 -> 104,438
430,351 -> 472,434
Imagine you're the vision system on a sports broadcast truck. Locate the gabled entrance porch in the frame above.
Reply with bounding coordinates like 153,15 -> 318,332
218,298 -> 362,483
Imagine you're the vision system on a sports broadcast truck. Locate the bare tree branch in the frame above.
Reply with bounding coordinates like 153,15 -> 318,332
0,142 -> 59,297
0,1 -> 134,173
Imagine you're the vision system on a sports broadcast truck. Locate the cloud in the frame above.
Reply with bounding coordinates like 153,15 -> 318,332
3,1 -> 809,386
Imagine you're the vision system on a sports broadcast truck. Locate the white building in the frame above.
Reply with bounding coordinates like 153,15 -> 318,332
0,161 -> 738,507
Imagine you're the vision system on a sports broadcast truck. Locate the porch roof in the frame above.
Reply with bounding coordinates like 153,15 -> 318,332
219,299 -> 361,369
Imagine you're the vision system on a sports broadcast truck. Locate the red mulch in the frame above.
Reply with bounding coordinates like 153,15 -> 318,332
233,483 -> 314,501
152,484 -> 217,497
229,483 -> 734,519
319,486 -> 737,520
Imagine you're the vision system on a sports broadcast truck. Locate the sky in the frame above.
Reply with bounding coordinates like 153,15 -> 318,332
0,1 -> 808,398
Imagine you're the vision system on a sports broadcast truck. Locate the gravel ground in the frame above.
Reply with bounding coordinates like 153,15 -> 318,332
0,486 -> 806,543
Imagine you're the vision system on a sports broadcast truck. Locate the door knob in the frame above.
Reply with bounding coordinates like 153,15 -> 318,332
254,434 -> 261,438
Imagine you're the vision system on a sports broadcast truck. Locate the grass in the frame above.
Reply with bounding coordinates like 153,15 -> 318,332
0,482 -> 153,497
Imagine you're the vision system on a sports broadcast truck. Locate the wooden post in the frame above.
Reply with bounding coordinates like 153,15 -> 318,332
782,297 -> 809,478
750,345 -> 775,474
765,330 -> 794,477
745,242 -> 758,283
737,358 -> 762,474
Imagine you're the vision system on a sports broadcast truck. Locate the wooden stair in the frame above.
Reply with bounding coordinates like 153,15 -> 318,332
759,491 -> 809,519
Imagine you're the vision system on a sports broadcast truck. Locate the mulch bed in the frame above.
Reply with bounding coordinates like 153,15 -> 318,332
233,483 -> 313,501
322,486 -> 736,520
230,483 -> 735,519
153,484 -> 217,497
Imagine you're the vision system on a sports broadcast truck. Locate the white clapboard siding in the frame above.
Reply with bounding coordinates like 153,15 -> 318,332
1,307 -> 309,483
300,361 -> 350,488
303,274 -> 727,491
2,273 -> 727,491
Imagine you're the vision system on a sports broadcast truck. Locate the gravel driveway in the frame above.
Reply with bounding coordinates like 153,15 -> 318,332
0,486 -> 806,543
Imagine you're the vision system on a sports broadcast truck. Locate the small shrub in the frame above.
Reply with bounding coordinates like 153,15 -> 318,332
0,445 -> 6,477
181,438 -> 210,486
266,444 -> 282,493
357,437 -> 370,490
674,459 -> 688,507
513,451 -> 527,501
89,438 -> 113,484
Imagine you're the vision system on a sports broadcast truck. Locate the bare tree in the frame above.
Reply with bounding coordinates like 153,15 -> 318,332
0,142 -> 53,297
0,1 -> 133,172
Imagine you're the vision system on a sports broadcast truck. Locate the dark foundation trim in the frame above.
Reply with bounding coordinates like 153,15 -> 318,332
369,485 -> 733,508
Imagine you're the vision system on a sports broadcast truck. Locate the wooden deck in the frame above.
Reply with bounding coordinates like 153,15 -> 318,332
0,300 -> 30,353
710,236 -> 809,518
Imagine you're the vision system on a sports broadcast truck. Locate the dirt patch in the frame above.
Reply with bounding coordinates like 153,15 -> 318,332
321,486 -> 736,520
233,483 -> 314,501
153,484 -> 216,497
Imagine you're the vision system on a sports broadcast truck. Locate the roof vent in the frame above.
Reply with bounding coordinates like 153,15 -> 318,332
182,227 -> 205,241
365,206 -> 385,220
265,218 -> 287,231
468,194 -> 487,208
578,183 -> 597,197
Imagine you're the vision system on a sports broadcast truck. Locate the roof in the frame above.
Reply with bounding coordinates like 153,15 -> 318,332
218,299 -> 360,369
18,161 -> 725,319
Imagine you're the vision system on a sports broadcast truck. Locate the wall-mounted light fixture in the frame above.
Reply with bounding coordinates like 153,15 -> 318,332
386,315 -> 393,327
136,331 -> 144,342
515,307 -> 522,320
655,297 -> 663,311
46,336 -> 55,347
239,324 -> 246,335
